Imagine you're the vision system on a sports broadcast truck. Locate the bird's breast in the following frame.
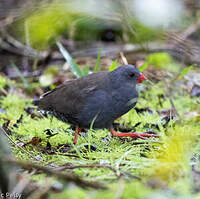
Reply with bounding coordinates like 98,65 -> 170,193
110,85 -> 138,118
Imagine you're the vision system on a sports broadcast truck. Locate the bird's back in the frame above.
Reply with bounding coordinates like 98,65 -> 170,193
34,71 -> 111,125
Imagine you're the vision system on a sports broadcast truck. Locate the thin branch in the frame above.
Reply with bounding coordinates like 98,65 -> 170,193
0,31 -> 48,59
3,158 -> 106,190
52,163 -> 140,180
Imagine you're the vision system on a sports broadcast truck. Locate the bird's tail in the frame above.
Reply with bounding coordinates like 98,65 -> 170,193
33,98 -> 49,111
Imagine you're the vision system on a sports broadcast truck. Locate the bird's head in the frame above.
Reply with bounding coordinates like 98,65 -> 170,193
110,65 -> 146,86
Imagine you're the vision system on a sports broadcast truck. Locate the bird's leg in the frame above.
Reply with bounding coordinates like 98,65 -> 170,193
73,127 -> 82,144
110,129 -> 159,140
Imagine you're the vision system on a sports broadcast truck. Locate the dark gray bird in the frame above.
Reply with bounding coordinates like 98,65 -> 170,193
34,65 -> 158,144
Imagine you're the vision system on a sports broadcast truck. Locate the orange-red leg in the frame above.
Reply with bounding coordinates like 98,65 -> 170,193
110,129 -> 159,140
73,127 -> 82,144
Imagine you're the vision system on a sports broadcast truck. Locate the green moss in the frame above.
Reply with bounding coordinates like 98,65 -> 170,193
13,2 -> 80,49
0,76 -> 8,88
0,94 -> 31,120
0,77 -> 199,198
128,20 -> 162,43
50,181 -> 152,199
140,53 -> 180,72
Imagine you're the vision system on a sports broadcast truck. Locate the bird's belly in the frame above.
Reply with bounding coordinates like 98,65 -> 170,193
77,90 -> 114,129
110,87 -> 138,119
77,88 -> 138,129
111,98 -> 137,119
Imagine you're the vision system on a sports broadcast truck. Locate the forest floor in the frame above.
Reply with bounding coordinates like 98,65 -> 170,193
0,51 -> 200,199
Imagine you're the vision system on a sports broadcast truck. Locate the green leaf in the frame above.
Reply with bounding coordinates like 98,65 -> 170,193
177,65 -> 193,80
109,60 -> 118,71
139,62 -> 149,72
56,41 -> 83,78
82,65 -> 90,76
94,48 -> 101,72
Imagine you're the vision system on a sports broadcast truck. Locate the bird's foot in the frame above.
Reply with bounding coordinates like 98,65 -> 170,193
73,127 -> 83,144
110,129 -> 159,140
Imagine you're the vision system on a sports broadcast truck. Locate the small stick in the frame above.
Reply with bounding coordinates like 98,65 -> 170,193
3,158 -> 106,190
52,163 -> 140,180
0,88 -> 8,96
120,52 -> 128,65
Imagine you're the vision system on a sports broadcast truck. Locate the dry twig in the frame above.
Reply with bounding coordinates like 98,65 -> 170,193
4,158 -> 107,190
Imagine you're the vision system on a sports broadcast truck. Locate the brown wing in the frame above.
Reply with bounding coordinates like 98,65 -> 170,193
36,71 -> 110,118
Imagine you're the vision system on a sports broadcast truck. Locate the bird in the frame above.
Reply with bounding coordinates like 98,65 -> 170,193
34,65 -> 158,144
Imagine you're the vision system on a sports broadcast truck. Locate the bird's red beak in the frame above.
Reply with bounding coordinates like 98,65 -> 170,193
137,73 -> 147,83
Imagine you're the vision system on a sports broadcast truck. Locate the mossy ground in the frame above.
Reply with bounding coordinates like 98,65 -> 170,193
0,77 -> 200,199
